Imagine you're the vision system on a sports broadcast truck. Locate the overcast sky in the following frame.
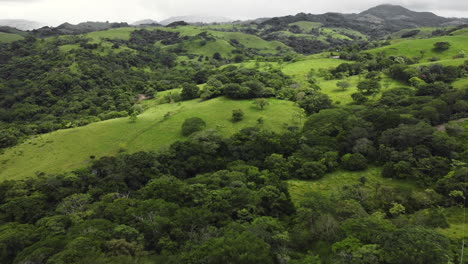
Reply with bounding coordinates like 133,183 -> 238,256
1,0 -> 468,26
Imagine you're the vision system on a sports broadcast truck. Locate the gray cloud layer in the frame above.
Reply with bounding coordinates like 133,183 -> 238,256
1,0 -> 467,25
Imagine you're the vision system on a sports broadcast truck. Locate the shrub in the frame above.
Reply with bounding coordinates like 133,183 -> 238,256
433,42 -> 451,52
180,83 -> 200,100
341,153 -> 368,171
296,161 -> 327,180
231,109 -> 244,122
181,117 -> 206,136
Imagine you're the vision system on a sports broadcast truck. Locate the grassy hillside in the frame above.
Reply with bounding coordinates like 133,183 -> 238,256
389,27 -> 438,39
0,32 -> 24,43
287,167 -> 418,205
81,25 -> 293,59
86,27 -> 136,41
0,97 -> 299,181
228,56 -> 408,104
368,35 -> 468,62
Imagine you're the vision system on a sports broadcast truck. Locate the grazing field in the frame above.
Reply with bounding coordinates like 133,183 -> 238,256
0,97 -> 299,181
287,167 -> 419,205
0,32 -> 24,43
367,35 -> 468,62
86,27 -> 136,40
227,57 -> 409,104
437,207 -> 468,240
389,27 -> 438,39
453,78 -> 468,89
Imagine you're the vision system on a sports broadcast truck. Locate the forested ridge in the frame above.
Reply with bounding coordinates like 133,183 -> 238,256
1,83 -> 467,262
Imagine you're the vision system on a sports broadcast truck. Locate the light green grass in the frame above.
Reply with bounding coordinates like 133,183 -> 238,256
318,28 -> 353,41
330,28 -> 368,40
86,27 -> 136,41
59,44 -> 80,52
0,32 -> 24,43
368,35 -> 468,62
209,30 -> 290,54
451,27 -> 468,36
0,97 -> 299,181
453,78 -> 468,89
181,38 -> 235,57
287,167 -> 418,205
437,207 -> 468,240
413,58 -> 467,67
154,26 -> 205,37
389,27 -> 437,39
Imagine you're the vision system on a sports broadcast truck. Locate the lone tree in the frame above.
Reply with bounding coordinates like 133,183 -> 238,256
213,52 -> 222,60
253,99 -> 269,110
231,109 -> 244,122
336,81 -> 351,91
129,112 -> 138,123
180,83 -> 200,100
357,79 -> 381,95
181,117 -> 206,136
433,42 -> 451,52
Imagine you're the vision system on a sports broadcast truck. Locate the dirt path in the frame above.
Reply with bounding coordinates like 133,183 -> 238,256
436,117 -> 468,132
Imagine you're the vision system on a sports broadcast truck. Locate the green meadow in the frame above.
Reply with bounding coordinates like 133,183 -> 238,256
0,97 -> 299,181
368,35 -> 468,62
0,32 -> 24,43
287,167 -> 418,205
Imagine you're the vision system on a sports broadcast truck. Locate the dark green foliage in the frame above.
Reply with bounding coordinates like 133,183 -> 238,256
181,117 -> 206,136
297,91 -> 333,115
180,82 -> 200,100
357,79 -> 381,95
231,109 -> 244,122
401,29 -> 420,38
0,36 -> 197,148
341,153 -> 368,171
383,227 -> 451,264
351,92 -> 368,104
0,21 -> 467,264
433,41 -> 451,52
296,161 -> 327,179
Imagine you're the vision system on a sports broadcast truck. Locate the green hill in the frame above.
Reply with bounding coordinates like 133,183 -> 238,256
0,97 -> 299,181
0,32 -> 24,43
368,35 -> 468,62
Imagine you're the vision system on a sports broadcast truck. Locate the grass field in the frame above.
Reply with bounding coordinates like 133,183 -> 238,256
287,167 -> 419,205
413,58 -> 467,67
368,35 -> 468,62
389,27 -> 438,39
0,97 -> 299,181
226,57 -> 408,104
453,78 -> 468,89
0,32 -> 24,43
86,27 -> 136,41
437,207 -> 468,240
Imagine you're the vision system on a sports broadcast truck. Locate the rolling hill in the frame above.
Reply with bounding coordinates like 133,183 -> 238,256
0,96 -> 299,181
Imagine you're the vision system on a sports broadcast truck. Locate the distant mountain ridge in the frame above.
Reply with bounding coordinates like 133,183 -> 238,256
31,21 -> 129,37
3,4 -> 468,39
159,15 -> 233,25
262,4 -> 468,37
0,19 -> 45,31
131,19 -> 160,26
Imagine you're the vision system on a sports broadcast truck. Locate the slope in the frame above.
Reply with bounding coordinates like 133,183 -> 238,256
0,97 -> 299,181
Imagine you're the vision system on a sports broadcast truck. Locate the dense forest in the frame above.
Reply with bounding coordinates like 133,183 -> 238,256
1,82 -> 467,262
1,3 -> 468,263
